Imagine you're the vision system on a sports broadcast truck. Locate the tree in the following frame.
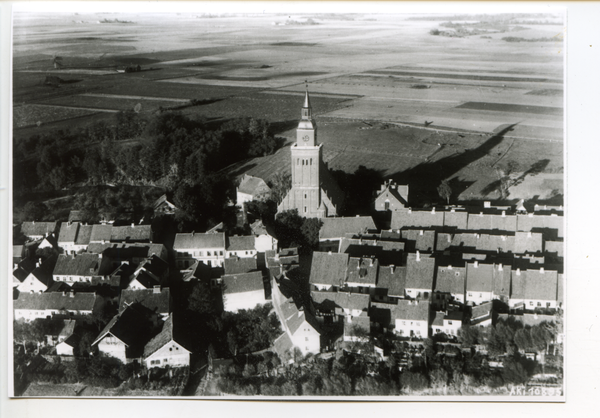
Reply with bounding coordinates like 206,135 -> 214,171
268,171 -> 291,205
22,201 -> 48,222
187,282 -> 216,316
437,179 -> 452,204
300,218 -> 323,251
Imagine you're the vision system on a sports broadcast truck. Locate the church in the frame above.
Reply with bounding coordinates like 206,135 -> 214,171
277,88 -> 344,218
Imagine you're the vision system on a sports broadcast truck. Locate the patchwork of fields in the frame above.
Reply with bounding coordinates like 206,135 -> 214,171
13,12 -> 565,202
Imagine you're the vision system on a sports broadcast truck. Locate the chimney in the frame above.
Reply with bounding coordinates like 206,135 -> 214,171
62,291 -> 67,296
131,223 -> 134,228
479,212 -> 483,217
498,263 -> 503,271
370,257 -> 374,267
484,201 -> 491,208
448,265 -> 453,270
516,268 -> 521,276
416,250 -> 420,261
36,261 -> 40,268
328,251 -> 332,255
540,267 -> 545,274
408,208 -> 412,214
447,235 -> 451,242
431,207 -> 435,214
501,235 -> 506,241
419,230 -> 424,236
450,208 -> 455,213
69,291 -> 75,298
474,261 -> 479,268
390,265 -> 395,274
153,285 -> 161,294
502,211 -> 506,217
527,231 -> 532,238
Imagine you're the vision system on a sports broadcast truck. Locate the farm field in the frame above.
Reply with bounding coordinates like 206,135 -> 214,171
13,11 -> 564,202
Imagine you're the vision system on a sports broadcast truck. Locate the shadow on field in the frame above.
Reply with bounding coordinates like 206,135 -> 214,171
390,123 -> 519,206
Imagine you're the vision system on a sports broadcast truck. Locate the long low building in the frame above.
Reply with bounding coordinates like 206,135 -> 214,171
14,291 -> 101,321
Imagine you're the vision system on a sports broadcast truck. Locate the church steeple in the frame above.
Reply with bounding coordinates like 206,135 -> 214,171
297,81 -> 316,146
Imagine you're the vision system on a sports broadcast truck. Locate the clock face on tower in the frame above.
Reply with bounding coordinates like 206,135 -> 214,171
303,135 -> 309,142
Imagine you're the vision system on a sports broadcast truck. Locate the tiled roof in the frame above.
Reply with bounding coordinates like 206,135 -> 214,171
222,271 -> 264,294
376,183 -> 407,206
517,214 -> 564,238
74,225 -> 93,246
514,231 -> 543,254
181,260 -> 211,282
435,265 -> 466,295
90,225 -> 112,243
53,254 -> 109,277
557,274 -> 564,303
136,255 -> 169,279
475,233 -> 515,253
143,314 -> 190,358
273,332 -> 294,356
173,232 -> 225,250
347,257 -> 378,286
311,290 -> 370,311
432,311 -> 445,326
287,308 -> 320,335
490,214 -> 517,231
119,288 -> 171,315
21,222 -> 57,237
14,291 -> 97,312
545,241 -> 564,258
238,175 -> 270,196
226,235 -> 256,252
58,222 -> 80,244
436,233 -> 452,252
111,225 -> 152,242
471,302 -> 493,320
444,211 -> 468,230
46,281 -> 71,293
405,253 -> 435,290
380,230 -> 401,240
13,267 -> 29,283
466,262 -> 494,292
492,263 -> 511,297
511,268 -> 558,301
319,216 -> 376,240
309,252 -> 348,286
377,265 -> 406,297
29,255 -> 59,287
391,209 -> 444,230
391,299 -> 430,322
401,229 -> 436,252
224,256 -> 258,275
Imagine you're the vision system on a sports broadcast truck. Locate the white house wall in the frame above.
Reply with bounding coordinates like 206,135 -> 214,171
466,291 -> 493,305
97,335 -> 127,363
224,290 -> 268,312
17,275 -> 48,294
145,341 -> 190,369
394,319 -> 428,338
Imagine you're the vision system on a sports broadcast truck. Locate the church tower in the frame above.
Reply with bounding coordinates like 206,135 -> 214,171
277,86 -> 344,218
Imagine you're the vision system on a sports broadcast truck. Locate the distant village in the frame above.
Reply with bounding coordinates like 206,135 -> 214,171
12,90 -> 564,396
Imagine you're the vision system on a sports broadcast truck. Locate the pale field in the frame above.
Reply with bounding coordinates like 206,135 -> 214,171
13,12 -> 565,202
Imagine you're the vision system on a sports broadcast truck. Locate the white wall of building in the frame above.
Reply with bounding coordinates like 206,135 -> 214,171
224,290 -> 268,312
145,341 -> 190,369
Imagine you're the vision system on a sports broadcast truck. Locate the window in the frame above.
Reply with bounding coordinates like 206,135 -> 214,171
304,193 -> 307,199
468,293 -> 473,297
546,302 -> 551,308
529,301 -> 534,306
302,160 -> 305,165
220,251 -> 223,256
537,302 -> 542,307
207,251 -> 211,256
297,159 -> 299,165
385,201 -> 390,211
305,337 -> 309,341
310,159 -> 312,165
448,321 -> 453,325
151,360 -> 160,365
170,348 -> 172,351
304,206 -> 307,213
479,293 -> 482,297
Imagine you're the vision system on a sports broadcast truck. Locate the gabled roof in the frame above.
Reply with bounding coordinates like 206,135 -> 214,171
224,256 -> 258,275
136,255 -> 169,279
53,254 -> 108,277
46,281 -> 71,293
222,271 -> 264,294
309,252 -> 348,287
14,291 -> 97,312
74,225 -> 93,246
517,213 -> 564,238
68,210 -> 83,223
319,216 -> 376,240
181,260 -> 211,282
58,319 -> 77,338
58,222 -> 80,244
250,219 -> 277,238
492,263 -> 511,297
514,231 -> 543,254
92,306 -> 157,357
226,235 -> 256,252
237,174 -> 270,196
405,253 -> 435,290
90,225 -> 113,243
111,225 -> 152,242
129,270 -> 160,289
545,241 -> 564,258
376,181 -> 408,206
466,212 -> 517,232
346,257 -> 378,286
511,268 -> 558,301
466,262 -> 494,292
432,311 -> 445,326
13,267 -> 29,283
376,265 -> 406,297
391,209 -> 444,230
475,233 -> 515,253
21,222 -> 57,237
391,299 -> 429,322
27,254 -> 59,287
311,290 -> 370,312
143,315 -> 190,358
401,229 -> 436,252
273,332 -> 294,355
435,265 -> 466,295
471,302 -> 493,321
443,211 -> 468,230
119,288 -> 171,316
173,232 -> 225,249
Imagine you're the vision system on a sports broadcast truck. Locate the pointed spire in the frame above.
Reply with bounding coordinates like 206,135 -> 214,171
303,80 -> 311,109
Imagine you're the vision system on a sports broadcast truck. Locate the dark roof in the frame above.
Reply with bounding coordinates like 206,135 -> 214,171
226,236 -> 256,252
224,256 -> 258,275
136,255 -> 169,278
319,216 -> 376,240
143,314 -> 190,358
309,252 -> 348,286
311,290 -> 370,311
222,271 -> 264,294
405,253 -> 435,290
14,291 -> 98,312
68,211 -> 83,223
181,261 -> 211,282
466,262 -> 494,292
87,243 -> 167,261
377,265 -> 406,297
13,267 -> 29,283
74,225 -> 93,246
58,222 -> 80,243
111,225 -> 152,242
432,311 -> 445,326
401,229 -> 436,252
375,182 -> 408,206
346,257 -> 378,286
28,254 -> 59,287
53,254 -> 109,277
119,288 -> 171,315
471,302 -> 493,321
391,299 -> 430,322
46,281 -> 71,293
90,225 -> 113,243
173,232 -> 225,249
237,174 -> 270,196
21,222 -> 57,237
129,270 -> 160,289
511,268 -> 558,301
435,265 -> 466,295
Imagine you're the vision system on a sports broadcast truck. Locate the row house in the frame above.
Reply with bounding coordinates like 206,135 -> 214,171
509,267 -> 560,310
374,264 -> 407,302
226,235 -> 257,258
13,291 -> 101,321
309,251 -> 349,291
20,221 -> 57,241
272,276 -> 321,356
52,253 -> 114,284
465,261 -> 494,305
404,251 -> 436,300
433,264 -> 466,307
173,232 -> 226,269
17,255 -> 58,294
318,216 -> 376,252
431,310 -> 463,336
390,299 -> 431,338
346,257 -> 379,290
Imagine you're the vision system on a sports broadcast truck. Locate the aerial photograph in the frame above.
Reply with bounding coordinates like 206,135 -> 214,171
9,3 -> 565,399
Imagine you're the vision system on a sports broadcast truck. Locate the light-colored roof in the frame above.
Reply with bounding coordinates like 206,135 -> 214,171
311,290 -> 370,311
435,265 -> 466,295
517,213 -> 564,238
110,225 -> 152,242
21,222 -> 56,237
309,252 -> 348,286
391,299 -> 429,322
405,253 -> 435,290
492,263 -> 511,297
14,291 -> 97,312
347,257 -> 378,285
377,265 -> 406,297
511,268 -> 558,301
58,222 -> 80,243
227,235 -> 256,252
222,271 -> 264,294
391,210 -> 444,230
237,175 -> 270,196
319,216 -> 376,240
223,256 -> 258,275
90,225 -> 112,242
466,262 -> 494,292
173,232 -> 225,250
53,254 -> 109,277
